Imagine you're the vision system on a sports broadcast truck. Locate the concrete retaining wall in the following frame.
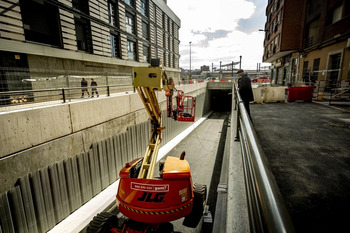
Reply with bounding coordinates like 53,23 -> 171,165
0,83 -> 207,193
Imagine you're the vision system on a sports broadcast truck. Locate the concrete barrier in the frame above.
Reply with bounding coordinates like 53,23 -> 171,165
253,88 -> 263,103
263,86 -> 286,103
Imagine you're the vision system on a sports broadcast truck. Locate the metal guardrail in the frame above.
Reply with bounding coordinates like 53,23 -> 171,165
233,82 -> 295,233
0,84 -> 134,107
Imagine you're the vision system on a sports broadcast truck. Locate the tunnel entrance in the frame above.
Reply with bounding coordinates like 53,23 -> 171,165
209,90 -> 232,112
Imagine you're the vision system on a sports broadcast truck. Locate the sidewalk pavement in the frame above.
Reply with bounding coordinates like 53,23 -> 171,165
251,101 -> 350,233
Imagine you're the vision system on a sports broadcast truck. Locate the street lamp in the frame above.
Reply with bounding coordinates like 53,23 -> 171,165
189,41 -> 192,79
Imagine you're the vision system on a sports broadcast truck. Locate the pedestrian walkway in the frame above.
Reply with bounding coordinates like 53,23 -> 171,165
251,101 -> 350,233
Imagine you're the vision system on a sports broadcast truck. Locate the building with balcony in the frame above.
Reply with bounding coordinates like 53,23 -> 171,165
262,0 -> 305,86
0,0 -> 180,93
262,0 -> 350,91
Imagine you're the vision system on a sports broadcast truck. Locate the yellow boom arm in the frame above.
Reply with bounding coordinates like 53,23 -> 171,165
133,66 -> 173,179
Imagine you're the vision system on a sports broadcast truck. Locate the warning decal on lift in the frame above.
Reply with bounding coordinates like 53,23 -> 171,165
131,182 -> 170,192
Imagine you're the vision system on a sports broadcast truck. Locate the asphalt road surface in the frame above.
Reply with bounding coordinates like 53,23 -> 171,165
168,112 -> 230,233
251,102 -> 350,233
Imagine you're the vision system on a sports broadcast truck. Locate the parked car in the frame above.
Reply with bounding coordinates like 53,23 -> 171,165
251,76 -> 270,83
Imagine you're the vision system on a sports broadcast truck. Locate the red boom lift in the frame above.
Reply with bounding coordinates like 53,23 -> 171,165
87,61 -> 206,233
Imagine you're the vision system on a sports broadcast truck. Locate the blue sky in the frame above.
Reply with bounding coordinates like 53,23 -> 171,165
167,0 -> 270,70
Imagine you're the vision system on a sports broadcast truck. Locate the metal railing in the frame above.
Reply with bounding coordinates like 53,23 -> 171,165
233,82 -> 295,233
0,84 -> 133,108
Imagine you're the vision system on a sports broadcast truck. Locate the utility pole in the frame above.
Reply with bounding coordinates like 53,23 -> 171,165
189,42 -> 192,79
232,61 -> 234,77
220,61 -> 222,79
239,56 -> 242,69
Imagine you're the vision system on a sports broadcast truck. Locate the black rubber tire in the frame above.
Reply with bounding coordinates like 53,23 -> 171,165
86,212 -> 118,233
183,183 -> 207,228
193,183 -> 207,210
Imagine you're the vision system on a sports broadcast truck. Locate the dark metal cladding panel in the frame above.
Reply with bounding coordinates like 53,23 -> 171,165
113,134 -> 123,178
70,157 -> 83,208
136,123 -> 142,156
98,140 -> 109,189
77,153 -> 89,203
57,162 -> 70,217
0,191 -> 15,233
9,186 -> 29,233
39,167 -> 56,227
131,125 -> 137,160
126,129 -> 133,162
106,137 -> 117,183
48,164 -> 64,222
19,175 -> 38,233
120,132 -> 128,167
31,171 -> 49,232
90,143 -> 102,196
83,151 -> 93,200
63,159 -> 75,212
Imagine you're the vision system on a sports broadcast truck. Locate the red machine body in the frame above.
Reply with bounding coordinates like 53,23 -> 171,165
116,156 -> 194,223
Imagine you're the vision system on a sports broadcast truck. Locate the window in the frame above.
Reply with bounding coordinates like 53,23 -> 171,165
108,0 -> 117,27
306,18 -> 320,47
19,0 -> 62,47
167,18 -> 170,33
125,0 -> 134,7
141,0 -> 148,16
143,45 -> 149,62
313,58 -> 320,72
168,53 -> 171,67
168,36 -> 171,51
142,21 -> 149,39
72,0 -> 89,14
327,53 -> 341,88
127,40 -> 136,60
308,0 -> 321,14
126,13 -> 135,34
110,34 -> 120,58
75,17 -> 93,53
163,51 -> 167,66
332,5 -> 343,24
311,58 -> 320,82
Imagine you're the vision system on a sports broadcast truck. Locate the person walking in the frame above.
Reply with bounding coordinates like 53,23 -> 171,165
237,69 -> 254,119
91,78 -> 99,97
81,77 -> 90,98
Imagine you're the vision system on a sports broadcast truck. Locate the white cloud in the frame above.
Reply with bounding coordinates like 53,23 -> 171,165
167,0 -> 270,70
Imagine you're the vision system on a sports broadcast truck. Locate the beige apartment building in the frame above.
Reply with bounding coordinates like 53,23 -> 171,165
0,0 -> 181,93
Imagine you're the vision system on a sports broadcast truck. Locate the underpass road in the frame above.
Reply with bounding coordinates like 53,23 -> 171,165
251,102 -> 350,233
166,112 -> 229,233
